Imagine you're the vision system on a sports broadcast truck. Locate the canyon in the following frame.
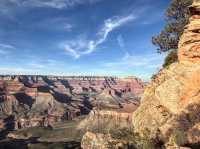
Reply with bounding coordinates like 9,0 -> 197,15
80,0 -> 200,149
0,75 -> 144,148
1,1 -> 200,149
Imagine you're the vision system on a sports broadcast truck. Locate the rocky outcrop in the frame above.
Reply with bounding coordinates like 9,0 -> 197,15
81,132 -> 113,149
178,0 -> 200,63
80,104 -> 138,149
78,109 -> 133,133
132,0 -> 200,148
81,132 -> 129,149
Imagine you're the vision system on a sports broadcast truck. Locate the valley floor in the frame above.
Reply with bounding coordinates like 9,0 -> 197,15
0,117 -> 85,149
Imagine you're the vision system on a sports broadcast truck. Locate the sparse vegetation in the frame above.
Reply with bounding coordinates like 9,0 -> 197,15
170,130 -> 187,146
152,0 -> 192,66
110,128 -> 162,149
163,50 -> 178,67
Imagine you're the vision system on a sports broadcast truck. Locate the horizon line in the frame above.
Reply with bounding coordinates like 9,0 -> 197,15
0,74 -> 140,78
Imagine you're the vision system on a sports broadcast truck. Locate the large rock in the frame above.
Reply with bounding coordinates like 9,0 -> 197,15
132,0 -> 200,147
81,132 -> 113,149
81,132 -> 130,149
78,110 -> 133,133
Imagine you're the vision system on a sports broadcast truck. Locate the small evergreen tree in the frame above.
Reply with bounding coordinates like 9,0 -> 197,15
152,0 -> 192,67
162,50 -> 178,68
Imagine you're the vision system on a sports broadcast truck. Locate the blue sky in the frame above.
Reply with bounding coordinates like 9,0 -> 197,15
0,0 -> 170,80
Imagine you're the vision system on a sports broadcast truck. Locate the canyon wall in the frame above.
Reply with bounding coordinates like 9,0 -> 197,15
0,75 -> 144,131
132,0 -> 200,148
80,1 -> 200,148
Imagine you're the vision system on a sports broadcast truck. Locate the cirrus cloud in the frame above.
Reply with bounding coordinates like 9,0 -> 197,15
60,14 -> 136,59
0,43 -> 16,55
2,0 -> 103,9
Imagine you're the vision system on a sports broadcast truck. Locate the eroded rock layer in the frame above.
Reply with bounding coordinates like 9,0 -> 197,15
179,0 -> 200,63
0,75 -> 144,132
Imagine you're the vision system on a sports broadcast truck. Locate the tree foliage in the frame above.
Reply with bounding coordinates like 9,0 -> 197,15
152,0 -> 192,54
163,49 -> 178,67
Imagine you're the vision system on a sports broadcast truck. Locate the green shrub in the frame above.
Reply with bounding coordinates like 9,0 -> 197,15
135,129 -> 157,149
170,130 -> 187,146
110,128 -> 161,149
163,50 -> 178,68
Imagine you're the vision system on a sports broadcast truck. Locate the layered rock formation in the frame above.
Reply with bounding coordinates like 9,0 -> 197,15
80,109 -> 135,149
0,75 -> 144,132
79,95 -> 139,149
78,109 -> 133,132
132,0 -> 200,148
178,0 -> 200,63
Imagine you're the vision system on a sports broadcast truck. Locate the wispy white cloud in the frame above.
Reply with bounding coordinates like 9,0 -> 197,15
62,42 -> 82,59
0,43 -> 15,55
23,0 -> 73,9
117,34 -> 130,57
3,0 -> 102,9
117,35 -> 125,49
140,11 -> 164,25
63,23 -> 73,31
0,57 -> 66,75
0,49 -> 9,55
33,17 -> 73,32
61,14 -> 136,59
29,62 -> 45,69
0,43 -> 15,49
26,58 -> 66,69
60,37 -> 88,59
0,67 -> 37,75
115,35 -> 164,71
84,14 -> 135,55
100,53 -> 166,80
104,53 -> 165,69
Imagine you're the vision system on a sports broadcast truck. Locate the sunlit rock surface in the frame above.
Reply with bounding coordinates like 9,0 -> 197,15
178,0 -> 200,63
132,0 -> 200,148
81,132 -> 129,149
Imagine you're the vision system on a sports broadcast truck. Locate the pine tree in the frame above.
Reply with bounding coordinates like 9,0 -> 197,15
152,0 -> 192,67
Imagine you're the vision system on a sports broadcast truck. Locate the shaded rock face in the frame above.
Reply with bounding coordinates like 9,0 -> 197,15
132,1 -> 200,148
0,75 -> 144,131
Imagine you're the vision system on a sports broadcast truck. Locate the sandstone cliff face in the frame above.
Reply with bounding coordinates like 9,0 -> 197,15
80,93 -> 139,149
132,1 -> 200,148
178,0 -> 200,63
78,109 -> 133,133
80,109 -> 136,149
